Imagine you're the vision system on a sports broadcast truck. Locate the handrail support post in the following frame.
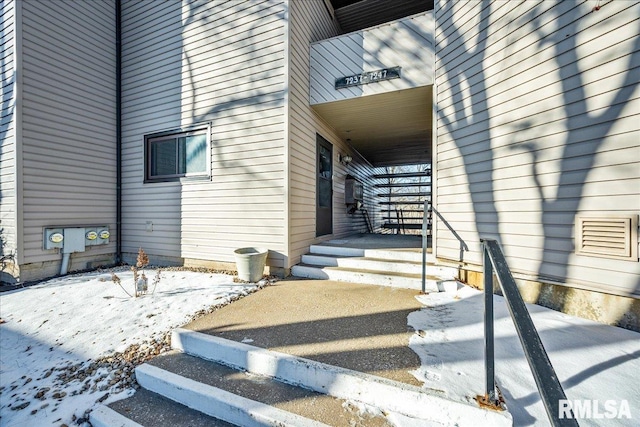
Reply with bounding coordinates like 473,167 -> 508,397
481,239 -> 578,426
421,200 -> 429,293
483,242 -> 497,404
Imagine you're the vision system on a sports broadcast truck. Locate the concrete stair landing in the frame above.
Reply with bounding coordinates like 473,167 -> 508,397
292,242 -> 459,291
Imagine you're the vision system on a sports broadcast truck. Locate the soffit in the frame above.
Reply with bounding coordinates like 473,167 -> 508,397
312,86 -> 432,167
330,0 -> 434,33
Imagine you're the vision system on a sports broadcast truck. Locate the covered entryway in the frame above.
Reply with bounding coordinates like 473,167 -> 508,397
309,9 -> 435,235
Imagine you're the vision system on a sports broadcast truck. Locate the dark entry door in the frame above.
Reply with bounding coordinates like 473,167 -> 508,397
316,134 -> 333,236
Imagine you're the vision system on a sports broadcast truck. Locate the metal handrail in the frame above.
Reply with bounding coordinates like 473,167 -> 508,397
362,209 -> 373,233
481,239 -> 578,426
421,200 -> 469,292
427,201 -> 468,262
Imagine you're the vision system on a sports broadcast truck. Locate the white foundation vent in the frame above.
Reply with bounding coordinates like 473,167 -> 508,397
575,215 -> 638,261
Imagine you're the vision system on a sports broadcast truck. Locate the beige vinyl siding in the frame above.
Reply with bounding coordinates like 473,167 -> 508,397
309,11 -> 434,105
121,0 -> 287,267
0,0 -> 16,258
288,0 -> 382,267
20,0 -> 116,264
434,0 -> 640,297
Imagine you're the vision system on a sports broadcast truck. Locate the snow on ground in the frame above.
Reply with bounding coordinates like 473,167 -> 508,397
409,286 -> 640,426
2,269 -> 639,427
0,268 -> 258,427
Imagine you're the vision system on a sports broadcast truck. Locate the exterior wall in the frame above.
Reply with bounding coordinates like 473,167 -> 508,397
434,1 -> 640,299
19,0 -> 117,279
0,0 -> 17,279
309,11 -> 434,105
288,0 -> 383,267
121,0 -> 288,269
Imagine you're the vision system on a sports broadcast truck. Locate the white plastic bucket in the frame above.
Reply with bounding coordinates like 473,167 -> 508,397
234,247 -> 268,282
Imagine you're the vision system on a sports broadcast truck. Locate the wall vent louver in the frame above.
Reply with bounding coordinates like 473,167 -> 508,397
575,215 -> 638,261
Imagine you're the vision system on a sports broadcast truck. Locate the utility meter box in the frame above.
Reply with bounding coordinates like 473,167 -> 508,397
44,226 -> 110,250
85,226 -> 110,246
44,228 -> 64,250
345,177 -> 363,205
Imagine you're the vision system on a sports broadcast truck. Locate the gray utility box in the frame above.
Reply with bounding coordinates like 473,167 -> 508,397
345,177 -> 364,204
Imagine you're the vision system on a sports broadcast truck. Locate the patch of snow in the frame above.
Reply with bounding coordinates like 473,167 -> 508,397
0,268 -> 257,427
408,286 -> 640,426
344,399 -> 447,427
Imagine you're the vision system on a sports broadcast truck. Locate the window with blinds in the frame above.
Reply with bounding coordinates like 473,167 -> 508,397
575,215 -> 639,261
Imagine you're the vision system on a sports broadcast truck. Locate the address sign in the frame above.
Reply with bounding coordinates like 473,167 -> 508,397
335,66 -> 401,89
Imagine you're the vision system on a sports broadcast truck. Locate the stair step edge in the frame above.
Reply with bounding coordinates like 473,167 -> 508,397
135,363 -> 328,427
302,254 -> 428,266
294,264 -> 447,279
308,246 -> 436,262
90,405 -> 143,427
171,329 -> 512,426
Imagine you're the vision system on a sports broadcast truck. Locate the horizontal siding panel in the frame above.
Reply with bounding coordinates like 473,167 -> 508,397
438,179 -> 640,203
437,101 -> 639,160
122,53 -> 284,103
23,6 -> 114,64
122,206 -> 285,217
438,138 -> 639,180
122,35 -> 284,89
20,0 -> 117,264
121,95 -> 285,134
22,96 -> 115,130
439,163 -> 640,195
22,173 -> 115,189
438,65 -> 640,143
437,1 -> 636,102
22,131 -> 115,156
121,0 -> 287,265
0,0 -> 16,255
179,219 -> 284,229
434,0 -> 640,297
437,195 -> 636,214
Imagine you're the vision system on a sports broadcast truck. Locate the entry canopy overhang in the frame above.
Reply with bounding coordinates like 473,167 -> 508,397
312,86 -> 432,167
309,11 -> 434,167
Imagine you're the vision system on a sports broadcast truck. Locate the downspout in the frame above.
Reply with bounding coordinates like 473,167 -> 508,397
115,0 -> 122,264
60,252 -> 71,275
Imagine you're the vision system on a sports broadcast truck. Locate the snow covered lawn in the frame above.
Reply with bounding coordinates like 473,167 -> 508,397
0,268 -> 258,427
409,286 -> 640,426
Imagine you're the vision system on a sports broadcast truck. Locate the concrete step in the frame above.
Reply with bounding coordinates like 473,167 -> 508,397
171,328 -> 513,427
308,244 -> 365,258
139,351 -> 392,426
133,360 -> 328,427
91,388 -> 234,427
309,244 -> 435,262
301,254 -> 457,278
291,264 -> 445,291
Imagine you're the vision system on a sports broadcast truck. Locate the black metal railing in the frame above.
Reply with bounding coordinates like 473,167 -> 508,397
429,201 -> 468,262
421,201 -> 429,292
481,239 -> 578,426
421,201 -> 469,293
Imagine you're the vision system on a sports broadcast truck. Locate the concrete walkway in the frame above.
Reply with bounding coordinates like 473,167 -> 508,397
183,278 -> 424,387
